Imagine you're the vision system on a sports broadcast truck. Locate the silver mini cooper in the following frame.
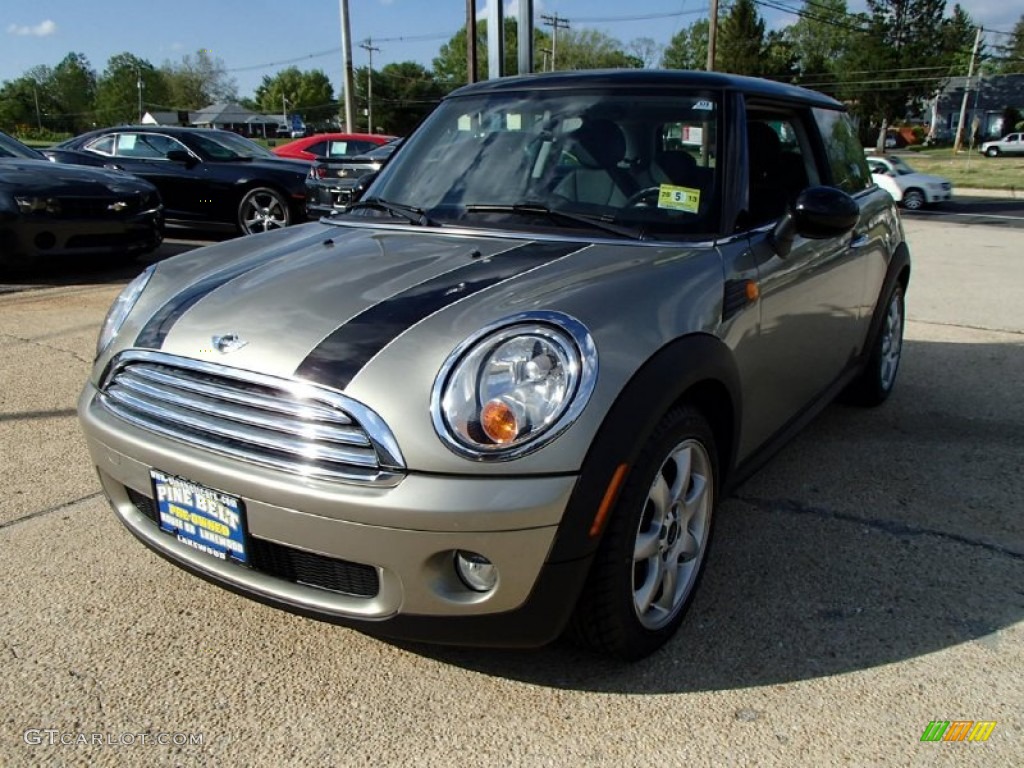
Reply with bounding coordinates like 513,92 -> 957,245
80,71 -> 909,659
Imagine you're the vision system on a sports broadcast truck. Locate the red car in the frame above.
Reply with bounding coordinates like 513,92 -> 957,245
272,133 -> 398,161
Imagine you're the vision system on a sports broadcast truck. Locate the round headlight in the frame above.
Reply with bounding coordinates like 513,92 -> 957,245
96,264 -> 155,356
432,312 -> 597,460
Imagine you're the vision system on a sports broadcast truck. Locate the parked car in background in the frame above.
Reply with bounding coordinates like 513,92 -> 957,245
273,133 -> 398,162
305,140 -> 401,217
866,154 -> 952,210
79,70 -> 909,660
47,126 -> 310,236
0,130 -> 162,269
979,132 -> 1024,157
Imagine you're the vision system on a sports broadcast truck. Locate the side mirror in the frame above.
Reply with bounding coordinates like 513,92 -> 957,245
166,149 -> 195,166
349,171 -> 379,203
772,186 -> 859,257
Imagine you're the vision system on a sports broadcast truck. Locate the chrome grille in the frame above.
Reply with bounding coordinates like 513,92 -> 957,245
98,351 -> 404,485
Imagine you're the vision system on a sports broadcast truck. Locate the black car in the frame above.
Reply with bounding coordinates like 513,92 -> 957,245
305,140 -> 400,217
0,130 -> 162,269
47,126 -> 311,236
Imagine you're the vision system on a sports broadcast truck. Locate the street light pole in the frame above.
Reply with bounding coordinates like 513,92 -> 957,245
137,69 -> 143,122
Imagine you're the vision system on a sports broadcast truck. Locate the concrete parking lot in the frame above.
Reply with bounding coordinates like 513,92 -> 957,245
1,213 -> 1021,766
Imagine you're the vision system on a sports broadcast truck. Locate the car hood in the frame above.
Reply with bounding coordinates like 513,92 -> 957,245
237,156 -> 310,174
104,221 -> 722,473
0,158 -> 154,195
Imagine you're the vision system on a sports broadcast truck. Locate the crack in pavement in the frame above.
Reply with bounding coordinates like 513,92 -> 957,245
0,492 -> 102,532
909,319 -> 1024,336
735,495 -> 1024,562
0,331 -> 92,366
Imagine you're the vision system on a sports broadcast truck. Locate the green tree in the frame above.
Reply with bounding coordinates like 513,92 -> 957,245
160,49 -> 237,109
255,67 -> 336,126
433,18 -> 549,83
717,0 -> 767,75
555,29 -> 641,70
95,53 -> 170,125
50,52 -> 97,132
785,0 -> 856,95
994,14 -> 1024,74
350,62 -> 445,135
839,0 -> 952,151
662,19 -> 709,70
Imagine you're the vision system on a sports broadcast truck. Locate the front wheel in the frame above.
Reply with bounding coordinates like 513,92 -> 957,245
238,187 -> 290,235
844,283 -> 905,406
985,147 -> 999,158
901,189 -> 925,211
569,406 -> 718,660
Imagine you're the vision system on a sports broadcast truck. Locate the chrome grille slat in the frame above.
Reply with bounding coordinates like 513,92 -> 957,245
129,365 -> 354,425
104,386 -> 379,467
114,373 -> 371,448
97,352 -> 406,486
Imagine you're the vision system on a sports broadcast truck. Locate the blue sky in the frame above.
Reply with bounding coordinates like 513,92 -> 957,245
2,0 -> 1019,102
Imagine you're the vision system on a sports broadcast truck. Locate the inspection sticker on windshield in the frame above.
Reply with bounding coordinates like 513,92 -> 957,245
151,470 -> 247,564
658,185 -> 701,213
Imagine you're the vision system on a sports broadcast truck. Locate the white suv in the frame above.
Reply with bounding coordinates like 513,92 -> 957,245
866,154 -> 953,210
980,133 -> 1024,157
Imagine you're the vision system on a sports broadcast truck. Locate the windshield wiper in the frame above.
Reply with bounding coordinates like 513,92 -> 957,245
346,197 -> 438,226
463,202 -> 643,240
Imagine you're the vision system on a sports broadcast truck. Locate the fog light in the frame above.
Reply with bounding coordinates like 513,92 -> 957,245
454,551 -> 498,592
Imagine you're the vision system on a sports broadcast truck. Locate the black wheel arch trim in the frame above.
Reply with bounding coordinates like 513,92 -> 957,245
862,240 -> 910,357
547,333 -> 742,565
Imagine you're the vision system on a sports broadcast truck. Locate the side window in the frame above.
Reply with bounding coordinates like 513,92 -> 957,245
115,133 -> 184,159
812,108 -> 869,194
304,141 -> 327,156
744,111 -> 818,226
84,136 -> 116,156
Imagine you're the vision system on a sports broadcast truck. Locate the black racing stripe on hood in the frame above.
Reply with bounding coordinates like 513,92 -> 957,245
294,240 -> 584,389
134,245 -> 303,349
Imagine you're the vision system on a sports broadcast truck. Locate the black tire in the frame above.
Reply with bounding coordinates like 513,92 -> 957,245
237,186 -> 291,235
985,147 -> 999,158
569,406 -> 718,660
901,188 -> 925,211
844,282 -> 905,406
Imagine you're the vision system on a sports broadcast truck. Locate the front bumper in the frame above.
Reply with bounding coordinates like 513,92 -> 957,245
0,208 -> 162,267
925,188 -> 953,204
79,383 -> 588,646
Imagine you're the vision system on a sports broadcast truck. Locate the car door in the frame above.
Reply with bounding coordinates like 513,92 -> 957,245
1007,133 -> 1023,154
108,132 -> 199,219
733,106 -> 878,455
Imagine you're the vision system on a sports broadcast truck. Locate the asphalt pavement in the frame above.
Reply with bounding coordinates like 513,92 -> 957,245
0,213 -> 1021,766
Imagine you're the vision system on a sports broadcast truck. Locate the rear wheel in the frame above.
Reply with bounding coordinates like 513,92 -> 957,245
238,187 -> 290,235
570,406 -> 718,660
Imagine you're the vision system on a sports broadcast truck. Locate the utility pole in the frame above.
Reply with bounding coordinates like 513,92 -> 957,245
953,26 -> 983,153
33,86 -> 42,130
339,0 -> 356,132
466,0 -> 478,83
282,95 -> 289,133
540,13 -> 569,71
137,69 -> 143,122
706,0 -> 719,71
359,38 -> 381,132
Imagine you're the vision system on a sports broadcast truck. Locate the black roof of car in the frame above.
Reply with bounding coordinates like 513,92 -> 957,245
449,69 -> 843,109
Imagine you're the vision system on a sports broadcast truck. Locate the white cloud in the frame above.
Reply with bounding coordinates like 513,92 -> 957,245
6,19 -> 57,37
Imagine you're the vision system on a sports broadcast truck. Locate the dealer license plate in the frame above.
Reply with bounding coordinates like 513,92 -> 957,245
150,470 -> 247,564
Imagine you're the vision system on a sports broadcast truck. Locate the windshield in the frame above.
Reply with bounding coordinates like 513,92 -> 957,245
188,131 -> 275,161
356,89 -> 721,239
0,131 -> 45,160
887,156 -> 917,175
